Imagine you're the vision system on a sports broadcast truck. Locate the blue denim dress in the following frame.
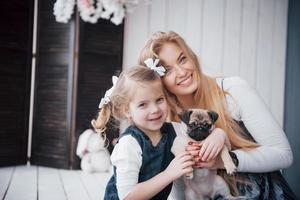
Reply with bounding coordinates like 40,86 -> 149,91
104,122 -> 177,200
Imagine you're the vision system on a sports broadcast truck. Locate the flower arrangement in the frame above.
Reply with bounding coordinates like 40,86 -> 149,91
53,0 -> 151,25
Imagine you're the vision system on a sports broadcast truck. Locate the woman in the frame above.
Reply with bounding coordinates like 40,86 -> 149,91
138,31 -> 296,199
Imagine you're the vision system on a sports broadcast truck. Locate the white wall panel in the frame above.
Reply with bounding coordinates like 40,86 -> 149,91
271,0 -> 289,126
149,0 -> 167,35
185,0 -> 203,57
222,0 -> 242,76
256,0 -> 274,107
201,0 -> 225,75
123,0 -> 288,126
123,3 -> 149,69
239,0 -> 259,87
167,0 -> 187,36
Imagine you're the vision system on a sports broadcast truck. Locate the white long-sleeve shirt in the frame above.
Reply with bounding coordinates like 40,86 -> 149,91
217,76 -> 293,172
110,135 -> 142,199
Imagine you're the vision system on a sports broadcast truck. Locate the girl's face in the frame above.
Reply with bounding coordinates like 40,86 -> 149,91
158,43 -> 198,99
127,81 -> 168,135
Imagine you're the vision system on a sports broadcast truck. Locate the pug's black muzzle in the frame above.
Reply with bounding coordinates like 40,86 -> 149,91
187,123 -> 212,141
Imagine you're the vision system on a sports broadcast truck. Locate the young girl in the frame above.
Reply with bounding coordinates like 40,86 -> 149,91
91,64 -> 195,200
138,31 -> 296,199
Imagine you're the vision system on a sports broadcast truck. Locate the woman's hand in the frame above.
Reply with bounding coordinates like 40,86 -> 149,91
194,156 -> 224,169
185,143 -> 224,169
164,152 -> 194,180
199,128 -> 226,161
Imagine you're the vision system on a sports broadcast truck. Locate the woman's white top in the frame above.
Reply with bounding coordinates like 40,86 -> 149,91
216,76 -> 293,172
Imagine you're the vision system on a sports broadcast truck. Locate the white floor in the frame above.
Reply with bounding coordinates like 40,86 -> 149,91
0,165 -> 112,200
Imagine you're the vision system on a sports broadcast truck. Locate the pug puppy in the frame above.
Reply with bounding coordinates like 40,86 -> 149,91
171,109 -> 239,200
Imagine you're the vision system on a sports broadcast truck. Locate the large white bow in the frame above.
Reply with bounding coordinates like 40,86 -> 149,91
144,58 -> 166,77
98,76 -> 119,108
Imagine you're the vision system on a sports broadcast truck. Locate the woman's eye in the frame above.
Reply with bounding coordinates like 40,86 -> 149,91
180,56 -> 187,64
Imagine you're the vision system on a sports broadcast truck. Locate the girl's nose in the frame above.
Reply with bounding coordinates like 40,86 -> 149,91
150,104 -> 160,113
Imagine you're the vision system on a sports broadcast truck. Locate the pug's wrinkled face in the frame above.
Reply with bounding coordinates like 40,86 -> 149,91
180,109 -> 219,141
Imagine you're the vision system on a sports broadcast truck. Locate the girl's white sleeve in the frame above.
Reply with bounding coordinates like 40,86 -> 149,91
110,135 -> 142,199
223,77 -> 293,172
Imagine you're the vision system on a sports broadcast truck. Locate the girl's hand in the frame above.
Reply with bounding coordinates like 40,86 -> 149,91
199,128 -> 226,162
164,152 -> 194,180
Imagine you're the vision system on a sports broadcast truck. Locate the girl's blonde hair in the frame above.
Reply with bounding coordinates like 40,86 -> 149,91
91,65 -> 170,134
138,31 -> 258,150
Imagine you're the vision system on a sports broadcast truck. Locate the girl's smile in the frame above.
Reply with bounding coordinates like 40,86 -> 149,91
148,115 -> 162,121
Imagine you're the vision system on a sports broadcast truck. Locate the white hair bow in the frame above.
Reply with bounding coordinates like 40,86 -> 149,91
144,58 -> 166,77
98,76 -> 119,109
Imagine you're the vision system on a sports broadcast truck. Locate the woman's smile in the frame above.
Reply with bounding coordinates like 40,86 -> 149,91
177,74 -> 193,87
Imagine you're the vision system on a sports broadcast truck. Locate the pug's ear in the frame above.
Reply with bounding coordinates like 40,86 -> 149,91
179,110 -> 192,125
208,110 -> 219,123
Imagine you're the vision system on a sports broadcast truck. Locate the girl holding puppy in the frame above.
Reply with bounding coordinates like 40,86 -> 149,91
92,64 -> 197,200
138,31 -> 296,199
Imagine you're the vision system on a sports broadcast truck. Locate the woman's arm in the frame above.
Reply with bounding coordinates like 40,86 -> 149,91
223,77 -> 293,172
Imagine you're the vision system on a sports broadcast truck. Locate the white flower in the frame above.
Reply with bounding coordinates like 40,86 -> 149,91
144,58 -> 166,76
77,0 -> 103,24
53,0 -> 150,25
53,0 -> 75,23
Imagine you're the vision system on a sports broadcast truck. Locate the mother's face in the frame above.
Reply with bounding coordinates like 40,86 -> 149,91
158,43 -> 198,98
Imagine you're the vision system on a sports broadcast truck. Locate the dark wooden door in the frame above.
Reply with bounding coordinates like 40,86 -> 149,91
0,0 -> 33,166
30,0 -> 74,168
31,0 -> 123,169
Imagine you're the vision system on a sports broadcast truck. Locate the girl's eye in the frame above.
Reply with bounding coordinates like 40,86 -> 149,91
157,97 -> 165,103
138,103 -> 146,108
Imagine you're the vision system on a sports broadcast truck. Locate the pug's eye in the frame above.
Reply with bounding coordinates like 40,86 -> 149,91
203,123 -> 212,130
189,122 -> 197,128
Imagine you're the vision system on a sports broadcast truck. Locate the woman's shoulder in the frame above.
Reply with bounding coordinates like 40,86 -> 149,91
217,76 -> 250,91
216,76 -> 256,119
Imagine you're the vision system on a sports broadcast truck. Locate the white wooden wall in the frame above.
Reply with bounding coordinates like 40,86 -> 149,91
123,0 -> 289,127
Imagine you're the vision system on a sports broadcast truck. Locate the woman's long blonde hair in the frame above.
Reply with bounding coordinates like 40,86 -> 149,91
91,65 -> 170,134
138,31 -> 258,150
